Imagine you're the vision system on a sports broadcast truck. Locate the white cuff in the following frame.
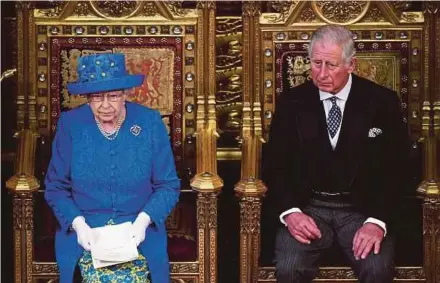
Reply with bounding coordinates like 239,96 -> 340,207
71,216 -> 85,231
138,212 -> 151,226
364,217 -> 387,236
279,208 -> 302,226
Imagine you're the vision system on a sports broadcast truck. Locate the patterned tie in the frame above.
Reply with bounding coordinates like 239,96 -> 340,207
327,96 -> 342,138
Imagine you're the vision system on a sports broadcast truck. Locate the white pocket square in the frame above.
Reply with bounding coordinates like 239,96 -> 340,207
368,127 -> 383,138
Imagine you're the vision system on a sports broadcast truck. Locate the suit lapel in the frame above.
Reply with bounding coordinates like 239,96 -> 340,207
294,83 -> 334,156
336,75 -> 372,152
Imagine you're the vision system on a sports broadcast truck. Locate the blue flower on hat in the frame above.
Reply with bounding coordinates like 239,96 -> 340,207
67,53 -> 145,95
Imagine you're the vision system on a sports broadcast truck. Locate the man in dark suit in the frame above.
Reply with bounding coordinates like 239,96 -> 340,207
265,25 -> 409,283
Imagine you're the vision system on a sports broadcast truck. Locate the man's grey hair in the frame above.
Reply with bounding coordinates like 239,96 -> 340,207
308,25 -> 356,63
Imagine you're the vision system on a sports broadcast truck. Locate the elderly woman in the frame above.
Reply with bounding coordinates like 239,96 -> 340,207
45,53 -> 180,283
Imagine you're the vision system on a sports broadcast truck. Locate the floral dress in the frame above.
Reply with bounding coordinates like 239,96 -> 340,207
78,220 -> 151,283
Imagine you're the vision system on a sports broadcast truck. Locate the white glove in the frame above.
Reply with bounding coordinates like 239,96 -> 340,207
132,212 -> 151,247
72,216 -> 93,251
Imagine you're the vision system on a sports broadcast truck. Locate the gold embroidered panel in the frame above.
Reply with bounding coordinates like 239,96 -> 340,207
34,20 -> 197,183
60,47 -> 176,117
280,52 -> 399,93
262,29 -> 423,142
48,37 -> 184,171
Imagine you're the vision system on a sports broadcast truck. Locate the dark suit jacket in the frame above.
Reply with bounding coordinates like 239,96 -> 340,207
265,74 -> 410,228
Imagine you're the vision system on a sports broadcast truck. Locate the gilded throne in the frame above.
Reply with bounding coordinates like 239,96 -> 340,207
6,1 -> 222,283
234,1 -> 440,283
3,1 -> 440,283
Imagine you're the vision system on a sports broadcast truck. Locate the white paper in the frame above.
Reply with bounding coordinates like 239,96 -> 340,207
90,222 -> 139,269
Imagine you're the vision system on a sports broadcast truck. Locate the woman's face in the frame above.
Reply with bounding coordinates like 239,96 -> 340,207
88,90 -> 126,123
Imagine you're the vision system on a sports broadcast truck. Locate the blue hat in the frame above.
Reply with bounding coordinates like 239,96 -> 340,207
67,53 -> 145,95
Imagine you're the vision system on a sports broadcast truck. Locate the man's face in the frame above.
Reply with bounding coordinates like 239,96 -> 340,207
310,41 -> 356,94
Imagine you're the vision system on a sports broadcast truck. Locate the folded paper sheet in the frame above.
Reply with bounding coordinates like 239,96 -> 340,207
91,222 -> 139,269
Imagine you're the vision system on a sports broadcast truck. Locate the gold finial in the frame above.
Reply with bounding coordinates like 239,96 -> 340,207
0,68 -> 17,82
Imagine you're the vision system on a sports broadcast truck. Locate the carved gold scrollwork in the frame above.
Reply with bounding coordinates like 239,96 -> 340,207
423,197 -> 440,283
263,1 -> 296,23
390,1 -> 424,22
243,2 -> 261,17
24,198 -> 34,230
33,263 -> 59,274
239,197 -> 261,234
142,2 -> 158,17
196,192 -> 219,228
90,1 -> 142,19
195,191 -> 219,283
208,194 -> 218,228
171,279 -> 196,283
318,268 -> 357,279
35,1 -> 66,17
13,198 -> 22,229
166,1 -> 190,17
299,6 -> 318,23
74,2 -> 91,17
258,267 -> 426,281
312,1 -> 370,25
391,1 -> 412,16
12,194 -> 35,230
362,6 -> 386,23
197,194 -> 207,229
196,1 -> 216,10
170,262 -> 199,273
423,2 -> 440,15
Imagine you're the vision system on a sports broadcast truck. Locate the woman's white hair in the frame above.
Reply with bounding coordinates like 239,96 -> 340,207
308,25 -> 356,63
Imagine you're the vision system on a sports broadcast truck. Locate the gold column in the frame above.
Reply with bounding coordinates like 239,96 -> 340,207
6,2 -> 40,283
192,2 -> 224,283
235,2 -> 267,283
418,3 -> 440,283
191,173 -> 223,283
6,129 -> 40,283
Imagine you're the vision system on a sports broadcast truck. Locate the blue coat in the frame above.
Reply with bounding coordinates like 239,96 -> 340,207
45,101 -> 180,283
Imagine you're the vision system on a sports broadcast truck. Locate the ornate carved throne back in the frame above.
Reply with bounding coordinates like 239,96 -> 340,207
31,1 -> 199,280
258,1 -> 426,282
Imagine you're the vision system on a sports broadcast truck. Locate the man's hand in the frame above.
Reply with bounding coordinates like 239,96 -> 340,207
284,212 -> 322,244
353,223 -> 385,260
72,216 -> 93,251
132,212 -> 151,246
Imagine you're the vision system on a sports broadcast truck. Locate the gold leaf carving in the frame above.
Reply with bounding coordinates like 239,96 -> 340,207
362,6 -> 386,22
299,6 -> 318,23
90,1 -> 141,18
263,1 -> 296,23
36,1 -> 66,17
13,198 -> 22,229
165,1 -> 189,17
142,2 -> 158,17
423,2 -> 440,15
240,197 -> 261,234
171,279 -> 196,283
312,1 -> 370,25
170,262 -> 199,273
196,1 -> 216,10
74,2 -> 91,17
243,2 -> 261,17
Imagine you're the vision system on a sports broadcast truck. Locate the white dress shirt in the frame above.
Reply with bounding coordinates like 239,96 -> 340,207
279,74 -> 387,235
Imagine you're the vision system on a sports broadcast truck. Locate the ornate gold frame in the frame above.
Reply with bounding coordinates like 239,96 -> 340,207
235,1 -> 440,283
6,1 -> 440,283
7,1 -> 223,283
